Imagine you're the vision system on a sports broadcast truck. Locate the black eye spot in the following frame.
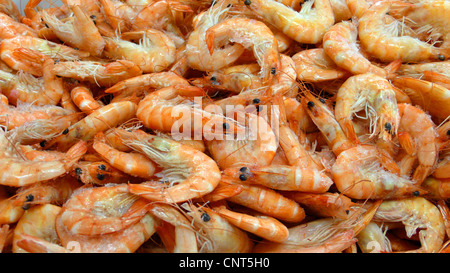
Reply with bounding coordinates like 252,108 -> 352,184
74,47 -> 79,50
244,0 -> 251,5
307,101 -> 315,108
90,15 -> 96,19
384,122 -> 392,134
345,210 -> 350,215
222,122 -> 230,130
39,140 -> 47,147
210,76 -> 216,82
270,67 -> 276,75
319,98 -> 325,103
252,98 -> 260,104
75,168 -> 83,176
438,54 -> 446,61
97,173 -> 105,180
239,174 -> 247,181
227,3 -> 232,7
239,166 -> 248,172
201,212 -> 211,222
413,191 -> 420,196
446,129 -> 450,136
25,194 -> 34,202
98,164 -> 106,171
62,128 -> 69,134
44,23 -> 49,28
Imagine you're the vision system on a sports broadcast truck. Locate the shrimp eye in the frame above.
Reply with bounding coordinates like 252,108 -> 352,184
74,47 -> 79,50
438,54 -> 446,61
384,122 -> 392,133
75,168 -> 83,176
90,15 -> 96,19
239,166 -> 248,172
227,3 -> 232,7
244,0 -> 251,5
252,98 -> 260,104
97,173 -> 105,180
98,164 -> 106,171
39,140 -> 47,147
44,23 -> 49,28
239,174 -> 247,181
270,67 -> 276,75
210,76 -> 216,82
62,128 -> 69,134
345,210 -> 350,215
413,191 -> 420,197
446,129 -> 450,136
319,98 -> 325,103
25,194 -> 34,202
201,212 -> 211,222
307,101 -> 315,108
222,122 -> 230,130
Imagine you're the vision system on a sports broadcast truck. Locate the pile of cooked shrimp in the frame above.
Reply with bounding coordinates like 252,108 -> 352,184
0,0 -> 449,253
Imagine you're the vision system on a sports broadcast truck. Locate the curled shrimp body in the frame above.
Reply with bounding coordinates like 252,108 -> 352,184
0,35 -> 89,77
373,197 -> 445,253
46,101 -> 138,151
58,184 -> 150,236
323,20 -> 394,77
392,77 -> 450,120
125,134 -> 221,203
397,103 -> 437,184
70,85 -> 102,115
186,1 -> 245,72
244,0 -> 335,44
92,132 -> 157,179
0,128 -> 87,187
42,5 -> 105,56
292,48 -> 348,83
357,222 -> 391,253
205,17 -> 280,84
12,204 -> 61,253
104,29 -> 176,74
222,164 -> 333,193
335,73 -> 400,143
358,1 -> 446,63
331,145 -> 424,200
212,203 -> 289,243
52,60 -> 142,87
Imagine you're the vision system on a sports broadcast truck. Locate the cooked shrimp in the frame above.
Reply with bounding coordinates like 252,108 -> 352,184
0,12 -> 36,40
284,97 -> 317,134
373,197 -> 445,253
56,209 -> 156,253
0,35 -> 89,77
12,204 -> 61,253
222,179 -> 305,223
395,61 -> 450,79
434,151 -> 450,179
212,203 -> 289,243
335,73 -> 400,143
104,29 -> 176,74
186,1 -> 245,72
358,0 -> 446,62
92,132 -> 157,179
125,134 -> 221,203
45,101 -> 137,151
150,203 -> 198,253
392,77 -> 450,120
282,192 -> 357,220
397,103 -> 437,184
183,203 -> 253,253
0,0 -> 21,21
301,92 -> 355,156
136,85 -> 243,140
70,160 -> 141,185
70,85 -> 102,115
205,111 -> 277,169
205,17 -> 280,84
0,194 -> 24,225
292,48 -> 348,83
244,0 -> 335,44
422,177 -> 450,200
331,145 -> 425,200
0,132 -> 87,187
42,5 -> 105,56
323,20 -> 400,77
253,200 -> 381,253
223,164 -> 333,193
52,60 -> 142,87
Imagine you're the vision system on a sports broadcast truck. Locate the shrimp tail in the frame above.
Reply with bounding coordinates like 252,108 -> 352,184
63,140 -> 88,170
